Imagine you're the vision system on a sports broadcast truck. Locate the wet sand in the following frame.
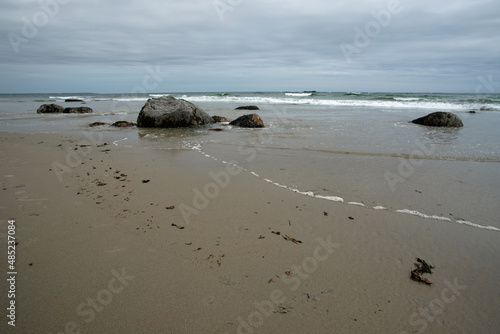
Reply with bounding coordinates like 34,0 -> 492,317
1,131 -> 499,333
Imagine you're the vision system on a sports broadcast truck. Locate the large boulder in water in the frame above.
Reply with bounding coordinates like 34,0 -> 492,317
411,112 -> 463,127
230,114 -> 265,128
137,96 -> 214,128
37,104 -> 64,114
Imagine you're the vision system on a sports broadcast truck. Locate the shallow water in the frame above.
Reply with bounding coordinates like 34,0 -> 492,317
1,92 -> 499,231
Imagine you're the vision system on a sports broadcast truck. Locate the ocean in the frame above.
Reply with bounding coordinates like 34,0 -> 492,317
1,91 -> 499,231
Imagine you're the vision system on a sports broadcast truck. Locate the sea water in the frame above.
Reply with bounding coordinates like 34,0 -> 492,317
1,92 -> 499,230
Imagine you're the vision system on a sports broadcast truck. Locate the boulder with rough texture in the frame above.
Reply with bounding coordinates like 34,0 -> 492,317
236,105 -> 260,110
63,107 -> 93,114
230,114 -> 265,128
411,112 -> 463,127
137,96 -> 214,128
37,104 -> 64,114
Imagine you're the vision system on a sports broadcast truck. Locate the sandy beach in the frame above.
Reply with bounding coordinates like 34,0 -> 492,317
1,130 -> 499,334
2,0 -> 500,331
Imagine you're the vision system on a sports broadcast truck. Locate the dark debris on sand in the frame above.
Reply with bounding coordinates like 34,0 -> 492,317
410,258 -> 435,285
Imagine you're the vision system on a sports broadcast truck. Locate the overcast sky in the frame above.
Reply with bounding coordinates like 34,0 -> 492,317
1,0 -> 499,93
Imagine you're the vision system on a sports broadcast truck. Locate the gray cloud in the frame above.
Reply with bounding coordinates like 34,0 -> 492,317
0,0 -> 499,93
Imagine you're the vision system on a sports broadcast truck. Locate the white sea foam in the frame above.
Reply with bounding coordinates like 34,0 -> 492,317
293,189 -> 315,197
456,220 -> 500,231
113,138 -> 130,147
114,97 -> 149,102
176,95 -> 469,110
395,209 -> 451,221
315,195 -> 344,202
392,210 -> 500,231
190,144 -> 202,151
394,97 -> 421,101
247,172 -> 498,232
285,92 -> 313,97
49,96 -> 87,101
35,92 -> 499,113
149,94 -> 170,98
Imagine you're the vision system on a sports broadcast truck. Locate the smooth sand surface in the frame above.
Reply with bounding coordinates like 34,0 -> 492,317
1,131 -> 499,333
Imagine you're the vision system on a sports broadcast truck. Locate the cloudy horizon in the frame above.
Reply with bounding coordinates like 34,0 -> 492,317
1,0 -> 499,94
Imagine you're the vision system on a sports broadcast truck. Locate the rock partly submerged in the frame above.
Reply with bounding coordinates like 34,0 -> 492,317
37,104 -> 93,114
63,107 -> 93,114
411,112 -> 463,127
230,114 -> 265,128
37,104 -> 64,114
89,121 -> 136,127
89,122 -> 108,127
212,115 -> 231,123
112,121 -> 136,127
137,96 -> 214,128
236,106 -> 260,110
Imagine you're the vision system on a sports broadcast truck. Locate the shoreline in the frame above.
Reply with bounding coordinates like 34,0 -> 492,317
1,131 -> 499,333
191,142 -> 500,232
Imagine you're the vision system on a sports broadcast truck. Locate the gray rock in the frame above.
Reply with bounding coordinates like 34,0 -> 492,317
38,104 -> 92,114
230,114 -> 265,128
112,121 -> 136,127
411,112 -> 463,127
37,104 -> 64,114
63,107 -> 93,114
137,96 -> 214,128
236,106 -> 260,110
89,122 -> 108,127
